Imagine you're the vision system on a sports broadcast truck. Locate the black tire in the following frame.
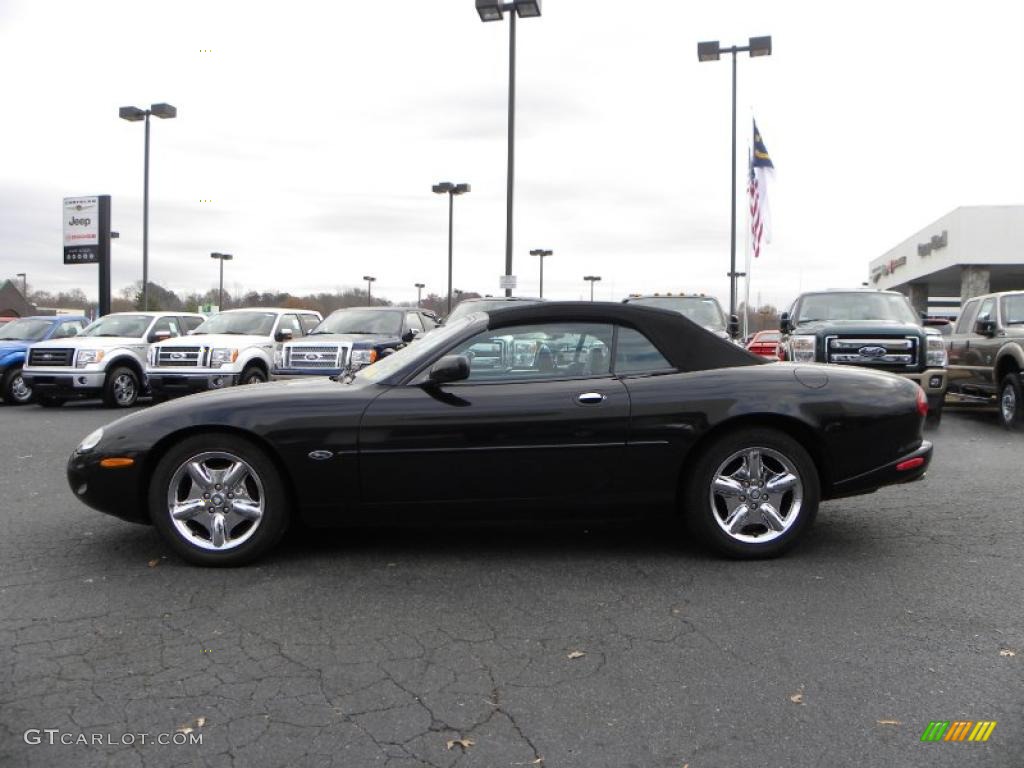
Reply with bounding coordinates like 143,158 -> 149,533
239,365 -> 267,385
683,427 -> 820,559
999,372 -> 1024,431
103,366 -> 140,408
2,366 -> 33,405
149,433 -> 289,566
36,395 -> 64,408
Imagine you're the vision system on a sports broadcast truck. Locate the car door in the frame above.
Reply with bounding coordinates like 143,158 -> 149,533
946,299 -> 978,395
966,297 -> 997,394
358,321 -> 629,510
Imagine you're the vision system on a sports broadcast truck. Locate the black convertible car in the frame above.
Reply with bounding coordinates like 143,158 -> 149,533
68,302 -> 932,566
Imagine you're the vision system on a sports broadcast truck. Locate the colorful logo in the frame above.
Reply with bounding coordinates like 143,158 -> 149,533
920,721 -> 996,742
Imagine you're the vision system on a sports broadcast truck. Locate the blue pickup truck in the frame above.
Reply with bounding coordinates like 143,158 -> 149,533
0,315 -> 89,404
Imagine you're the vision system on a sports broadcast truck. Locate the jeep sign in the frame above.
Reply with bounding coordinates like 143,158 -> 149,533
63,197 -> 100,264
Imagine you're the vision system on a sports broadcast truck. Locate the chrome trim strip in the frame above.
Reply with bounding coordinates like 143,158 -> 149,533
361,442 -> 625,455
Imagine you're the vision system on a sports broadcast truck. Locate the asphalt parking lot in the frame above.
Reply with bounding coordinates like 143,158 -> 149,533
1,403 -> 1021,768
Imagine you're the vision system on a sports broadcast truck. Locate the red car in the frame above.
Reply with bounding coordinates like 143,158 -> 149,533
747,330 -> 781,359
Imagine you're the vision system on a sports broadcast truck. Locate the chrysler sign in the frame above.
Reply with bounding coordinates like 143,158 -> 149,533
63,197 -> 100,264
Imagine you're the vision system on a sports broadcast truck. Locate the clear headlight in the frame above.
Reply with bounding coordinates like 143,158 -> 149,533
76,349 -> 104,368
789,335 -> 817,362
273,349 -> 284,367
926,336 -> 947,367
77,427 -> 104,453
349,349 -> 378,367
210,348 -> 238,368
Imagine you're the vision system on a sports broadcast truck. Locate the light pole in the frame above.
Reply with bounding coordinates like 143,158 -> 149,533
432,182 -> 471,314
414,283 -> 426,305
118,103 -> 177,311
583,275 -> 601,302
697,36 -> 771,320
210,252 -> 233,310
529,249 -> 552,298
475,0 -> 542,296
363,276 -> 376,306
15,273 -> 26,296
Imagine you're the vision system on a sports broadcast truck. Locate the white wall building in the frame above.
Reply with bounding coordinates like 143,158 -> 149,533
869,206 -> 1024,313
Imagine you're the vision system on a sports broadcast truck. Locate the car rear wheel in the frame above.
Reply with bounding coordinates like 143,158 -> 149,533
684,428 -> 820,558
2,366 -> 33,405
240,365 -> 267,385
103,366 -> 140,408
999,372 -> 1023,431
149,434 -> 289,566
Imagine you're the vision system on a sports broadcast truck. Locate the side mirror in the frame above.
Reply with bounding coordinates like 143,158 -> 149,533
727,314 -> 740,339
149,330 -> 172,343
974,318 -> 996,336
402,328 -> 420,343
779,312 -> 792,333
275,328 -> 294,342
427,355 -> 470,385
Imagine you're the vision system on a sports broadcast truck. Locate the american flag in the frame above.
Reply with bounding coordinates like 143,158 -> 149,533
749,120 -> 774,258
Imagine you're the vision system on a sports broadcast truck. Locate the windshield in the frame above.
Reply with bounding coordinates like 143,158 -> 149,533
796,293 -> 919,324
446,300 -> 538,324
313,309 -> 402,336
81,315 -> 151,338
626,297 -> 726,331
356,314 -> 481,384
195,312 -> 277,336
0,318 -> 53,341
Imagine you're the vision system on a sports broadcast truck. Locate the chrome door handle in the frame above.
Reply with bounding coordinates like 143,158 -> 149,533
576,392 -> 606,405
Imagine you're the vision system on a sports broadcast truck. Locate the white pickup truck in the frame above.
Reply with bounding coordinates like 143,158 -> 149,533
147,307 -> 321,399
22,311 -> 205,408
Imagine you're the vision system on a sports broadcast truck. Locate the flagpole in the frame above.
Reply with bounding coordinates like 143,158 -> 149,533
743,149 -> 752,340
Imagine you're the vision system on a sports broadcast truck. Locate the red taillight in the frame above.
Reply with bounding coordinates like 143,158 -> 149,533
896,457 -> 925,472
915,387 -> 928,417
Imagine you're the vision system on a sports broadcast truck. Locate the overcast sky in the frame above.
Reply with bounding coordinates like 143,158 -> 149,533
1,0 -> 1022,309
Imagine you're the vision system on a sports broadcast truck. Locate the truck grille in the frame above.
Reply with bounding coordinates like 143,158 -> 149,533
29,348 -> 74,366
156,347 -> 205,367
284,345 -> 345,369
826,336 -> 918,368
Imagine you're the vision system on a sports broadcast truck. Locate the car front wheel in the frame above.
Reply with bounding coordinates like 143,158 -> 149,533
684,428 -> 820,558
999,372 -> 1023,431
240,365 -> 267,385
103,366 -> 140,408
2,367 -> 33,405
149,434 -> 289,566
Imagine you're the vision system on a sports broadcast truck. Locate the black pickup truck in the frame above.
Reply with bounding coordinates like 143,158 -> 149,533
779,290 -> 948,426
945,290 -> 1024,430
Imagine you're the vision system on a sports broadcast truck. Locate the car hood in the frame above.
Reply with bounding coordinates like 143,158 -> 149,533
160,334 -> 270,347
0,341 -> 30,356
292,333 -> 401,345
792,319 -> 924,336
31,336 -> 144,349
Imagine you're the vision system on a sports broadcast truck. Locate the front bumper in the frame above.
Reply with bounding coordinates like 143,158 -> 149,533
900,368 -> 947,396
829,440 -> 933,498
271,366 -> 343,381
148,371 -> 239,394
21,370 -> 106,397
67,448 -> 149,524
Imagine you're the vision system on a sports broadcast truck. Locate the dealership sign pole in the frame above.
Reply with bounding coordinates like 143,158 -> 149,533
63,195 -> 112,316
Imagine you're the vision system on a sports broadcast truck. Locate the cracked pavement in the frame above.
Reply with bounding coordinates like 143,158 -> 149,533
1,403 -> 1021,767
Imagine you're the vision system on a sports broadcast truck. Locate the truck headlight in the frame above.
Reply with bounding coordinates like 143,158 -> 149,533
789,335 -> 817,362
349,349 -> 378,367
926,336 -> 947,367
273,349 -> 283,367
77,427 -> 104,453
210,348 -> 238,368
76,349 -> 104,368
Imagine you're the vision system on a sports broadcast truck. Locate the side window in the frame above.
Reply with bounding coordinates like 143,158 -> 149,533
299,314 -> 320,335
405,312 -> 424,333
614,327 -> 673,375
976,298 -> 996,329
277,314 -> 302,337
53,321 -> 82,338
151,317 -> 180,338
1003,295 -> 1024,326
181,316 -> 204,332
955,300 -> 979,335
447,322 -> 614,382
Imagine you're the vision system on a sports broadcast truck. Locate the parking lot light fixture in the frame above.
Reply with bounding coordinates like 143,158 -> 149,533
696,36 -> 771,321
211,252 -> 233,310
119,101 -> 177,310
414,283 -> 426,304
529,249 -> 552,298
433,181 -> 471,315
476,0 -> 503,21
583,275 -> 602,302
363,275 -> 377,305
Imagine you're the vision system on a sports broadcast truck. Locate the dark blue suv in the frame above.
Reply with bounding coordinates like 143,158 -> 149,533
0,316 -> 89,404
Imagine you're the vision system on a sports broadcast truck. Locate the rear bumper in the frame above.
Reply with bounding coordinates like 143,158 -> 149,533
829,441 -> 933,498
148,372 -> 238,394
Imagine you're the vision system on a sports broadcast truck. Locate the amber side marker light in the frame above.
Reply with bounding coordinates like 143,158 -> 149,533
100,458 -> 135,468
896,457 -> 925,472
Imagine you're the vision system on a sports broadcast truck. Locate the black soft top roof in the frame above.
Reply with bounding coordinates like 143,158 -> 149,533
485,301 -> 763,371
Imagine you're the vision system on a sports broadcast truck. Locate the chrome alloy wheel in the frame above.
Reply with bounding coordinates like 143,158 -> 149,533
9,372 -> 32,403
709,447 -> 804,544
1002,381 -> 1017,425
113,373 -> 137,405
167,452 -> 265,551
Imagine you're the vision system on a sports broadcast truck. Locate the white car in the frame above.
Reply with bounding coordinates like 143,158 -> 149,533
147,307 -> 321,399
22,312 -> 205,408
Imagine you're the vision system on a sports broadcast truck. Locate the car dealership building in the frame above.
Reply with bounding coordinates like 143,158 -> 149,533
869,205 -> 1024,314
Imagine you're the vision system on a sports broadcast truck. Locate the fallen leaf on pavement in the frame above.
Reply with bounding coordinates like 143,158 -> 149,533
789,690 -> 804,705
999,648 -> 1016,657
567,650 -> 586,660
446,738 -> 475,750
148,559 -> 160,568
196,717 -> 206,727
877,720 -> 901,726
